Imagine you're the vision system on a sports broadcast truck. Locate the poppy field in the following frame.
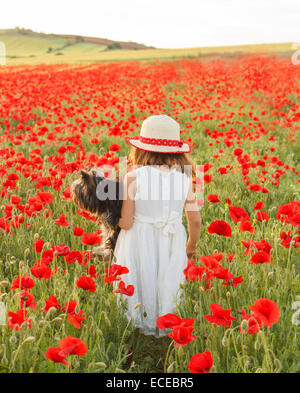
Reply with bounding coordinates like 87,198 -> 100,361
0,54 -> 300,373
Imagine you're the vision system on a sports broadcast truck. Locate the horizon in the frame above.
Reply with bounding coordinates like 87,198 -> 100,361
2,26 -> 295,50
2,0 -> 300,49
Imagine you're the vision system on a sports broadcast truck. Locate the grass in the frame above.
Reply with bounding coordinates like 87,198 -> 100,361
0,55 -> 299,373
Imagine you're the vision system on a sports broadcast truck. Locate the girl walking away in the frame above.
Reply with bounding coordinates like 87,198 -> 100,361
114,114 -> 201,338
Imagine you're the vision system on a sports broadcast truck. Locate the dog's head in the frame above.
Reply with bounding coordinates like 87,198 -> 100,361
70,167 -> 123,225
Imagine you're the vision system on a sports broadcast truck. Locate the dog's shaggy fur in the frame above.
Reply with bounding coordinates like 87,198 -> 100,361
70,167 -> 123,260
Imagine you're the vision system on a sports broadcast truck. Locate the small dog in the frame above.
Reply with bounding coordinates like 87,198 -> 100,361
70,167 -> 123,260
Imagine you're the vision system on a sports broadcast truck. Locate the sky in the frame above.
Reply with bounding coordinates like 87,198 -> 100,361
2,0 -> 300,48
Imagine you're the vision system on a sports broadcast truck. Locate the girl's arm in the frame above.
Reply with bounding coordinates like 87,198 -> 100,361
117,172 -> 136,230
184,178 -> 201,259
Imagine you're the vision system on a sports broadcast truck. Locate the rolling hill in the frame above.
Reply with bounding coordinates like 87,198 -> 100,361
0,28 -> 294,65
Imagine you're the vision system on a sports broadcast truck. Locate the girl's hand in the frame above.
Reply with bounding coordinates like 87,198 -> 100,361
186,240 -> 197,259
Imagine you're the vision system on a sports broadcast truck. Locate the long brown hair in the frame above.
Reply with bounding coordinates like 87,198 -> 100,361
128,146 -> 196,179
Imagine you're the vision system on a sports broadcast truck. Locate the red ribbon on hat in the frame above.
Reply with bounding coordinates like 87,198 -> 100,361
139,136 -> 184,147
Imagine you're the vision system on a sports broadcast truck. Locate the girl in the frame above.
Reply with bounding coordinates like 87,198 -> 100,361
114,114 -> 201,338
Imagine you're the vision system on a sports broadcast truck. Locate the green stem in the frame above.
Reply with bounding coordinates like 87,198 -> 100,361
164,340 -> 173,374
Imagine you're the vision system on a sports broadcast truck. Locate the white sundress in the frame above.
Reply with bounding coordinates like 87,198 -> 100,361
113,165 -> 190,338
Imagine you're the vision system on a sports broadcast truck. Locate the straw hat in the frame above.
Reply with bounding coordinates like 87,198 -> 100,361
125,114 -> 192,153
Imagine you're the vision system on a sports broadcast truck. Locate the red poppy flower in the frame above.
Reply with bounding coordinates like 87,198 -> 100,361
239,220 -> 255,233
42,249 -> 54,262
248,298 -> 280,328
249,250 -> 272,264
204,303 -> 237,327
82,264 -> 99,278
8,309 -> 32,330
36,192 -> 54,204
81,232 -> 102,245
19,290 -> 37,310
62,187 -> 72,201
226,253 -> 235,262
222,275 -> 243,287
34,239 -> 44,253
10,195 -> 22,204
200,255 -> 220,269
109,144 -> 121,151
156,313 -> 194,330
187,351 -> 214,373
229,206 -> 250,223
168,325 -> 196,347
52,244 -> 71,257
207,194 -> 220,203
183,259 -> 205,282
40,296 -> 61,312
253,201 -> 265,210
58,336 -> 88,357
212,266 -> 233,280
45,347 -> 70,367
104,264 -> 129,283
76,210 -> 97,221
10,275 -> 35,290
113,280 -> 134,296
256,211 -> 269,222
73,227 -> 84,236
208,220 -> 232,237
64,250 -> 82,264
240,309 -> 263,335
76,275 -> 96,292
68,311 -> 86,329
61,301 -> 78,313
55,214 -> 69,227
30,263 -> 52,279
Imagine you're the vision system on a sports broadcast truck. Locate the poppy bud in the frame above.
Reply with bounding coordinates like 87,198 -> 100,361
24,248 -> 30,257
167,361 -> 176,373
221,334 -> 229,347
1,356 -> 8,366
9,336 -> 17,345
95,362 -> 107,369
115,367 -> 126,373
240,319 -> 249,334
274,359 -> 281,370
226,291 -> 230,299
291,310 -> 300,326
267,272 -> 273,279
103,312 -> 111,327
39,320 -> 50,328
19,260 -> 24,269
254,337 -> 261,350
22,336 -> 35,344
194,303 -> 200,313
34,233 -> 39,241
255,368 -> 262,373
51,317 -> 62,323
0,281 -> 8,287
134,302 -> 141,309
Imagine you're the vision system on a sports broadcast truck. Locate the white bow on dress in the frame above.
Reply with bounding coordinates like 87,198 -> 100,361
134,211 -> 181,236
